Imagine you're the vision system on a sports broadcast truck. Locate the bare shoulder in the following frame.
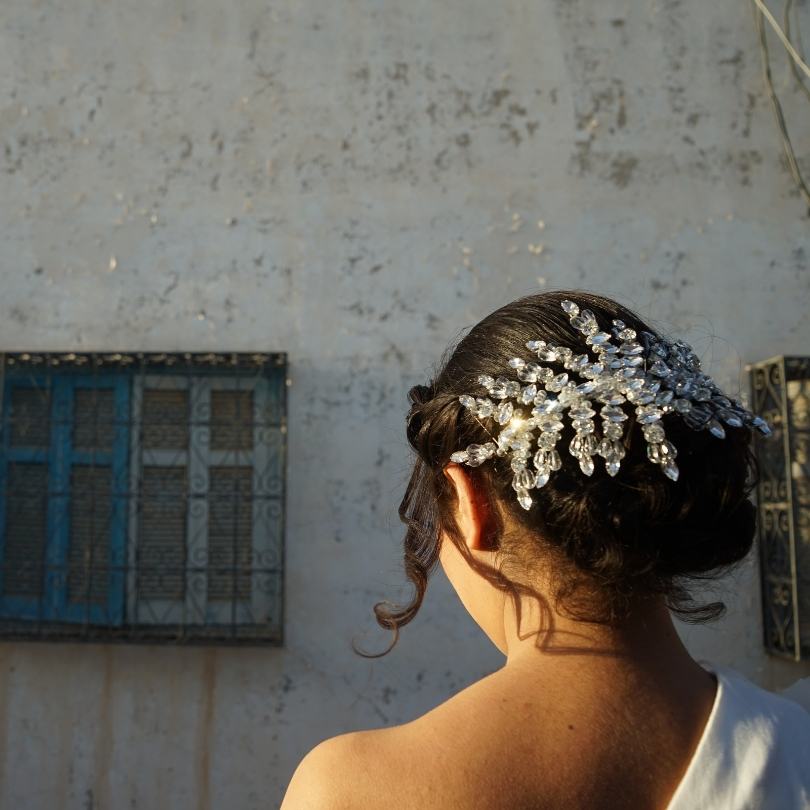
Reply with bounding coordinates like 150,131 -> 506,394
280,673 -> 549,810
279,712 -> 468,810
280,724 -> 420,810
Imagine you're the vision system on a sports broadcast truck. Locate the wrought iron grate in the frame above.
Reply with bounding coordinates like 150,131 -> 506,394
0,352 -> 287,644
748,355 -> 810,661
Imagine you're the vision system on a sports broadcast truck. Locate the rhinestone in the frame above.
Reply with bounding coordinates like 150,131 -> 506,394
752,416 -> 772,435
520,384 -> 537,404
642,423 -> 665,442
617,328 -> 637,341
673,398 -> 692,413
579,456 -> 595,476
513,469 -> 536,490
601,405 -> 628,422
619,342 -> 644,356
465,444 -> 489,466
477,374 -> 495,390
496,401 -> 514,425
491,378 -> 509,398
575,381 -> 597,395
572,419 -> 595,434
476,398 -> 494,418
517,362 -> 540,383
549,449 -> 562,470
605,460 -> 621,476
569,404 -> 596,419
510,435 -> 531,453
661,459 -> 679,481
636,407 -> 663,424
511,456 -> 527,472
582,434 -> 599,454
459,394 -> 476,409
684,406 -> 712,430
604,423 -> 624,439
612,319 -> 626,329
535,470 -> 550,488
537,431 -> 559,450
561,300 -> 579,315
708,419 -> 726,439
505,381 -> 521,398
646,442 -> 662,463
655,389 -> 674,405
660,440 -> 677,457
693,386 -> 712,402
532,399 -> 562,416
536,347 -> 559,362
718,409 -> 743,427
508,357 -> 526,370
450,450 -> 468,463
533,449 -> 549,469
650,359 -> 671,377
546,373 -> 569,392
674,379 -> 694,397
571,314 -> 598,335
536,417 -> 564,432
516,488 -> 533,510
586,332 -> 612,346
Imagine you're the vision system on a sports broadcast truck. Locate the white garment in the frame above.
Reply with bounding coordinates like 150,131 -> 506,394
666,665 -> 810,810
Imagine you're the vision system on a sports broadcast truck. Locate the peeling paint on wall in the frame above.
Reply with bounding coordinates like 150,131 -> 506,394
1,0 -> 809,808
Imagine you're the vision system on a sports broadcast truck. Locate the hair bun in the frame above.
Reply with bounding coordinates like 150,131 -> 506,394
408,383 -> 436,407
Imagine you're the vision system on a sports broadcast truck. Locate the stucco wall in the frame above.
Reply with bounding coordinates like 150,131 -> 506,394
1,1 -> 809,808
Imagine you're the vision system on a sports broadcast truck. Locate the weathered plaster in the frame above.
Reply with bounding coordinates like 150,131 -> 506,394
1,0 -> 809,807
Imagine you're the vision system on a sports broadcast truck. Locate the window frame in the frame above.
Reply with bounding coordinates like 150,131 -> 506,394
0,352 -> 287,645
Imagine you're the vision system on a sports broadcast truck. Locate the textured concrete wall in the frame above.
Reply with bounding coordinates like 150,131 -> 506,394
1,1 -> 809,808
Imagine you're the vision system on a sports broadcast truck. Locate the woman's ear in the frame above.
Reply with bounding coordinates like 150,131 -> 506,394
442,464 -> 492,552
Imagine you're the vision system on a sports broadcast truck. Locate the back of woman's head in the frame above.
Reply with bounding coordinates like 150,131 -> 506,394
362,289 -> 760,656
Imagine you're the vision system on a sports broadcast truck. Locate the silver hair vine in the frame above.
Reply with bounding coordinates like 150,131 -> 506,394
449,299 -> 773,511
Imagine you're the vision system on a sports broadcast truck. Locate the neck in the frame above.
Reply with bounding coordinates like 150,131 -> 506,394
500,591 -> 709,689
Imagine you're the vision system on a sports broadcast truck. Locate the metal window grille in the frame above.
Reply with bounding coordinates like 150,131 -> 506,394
748,355 -> 810,661
0,352 -> 287,644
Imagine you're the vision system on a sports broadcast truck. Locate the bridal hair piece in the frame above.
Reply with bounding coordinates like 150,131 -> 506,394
450,299 -> 772,511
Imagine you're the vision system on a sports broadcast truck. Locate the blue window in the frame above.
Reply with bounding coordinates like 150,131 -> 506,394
0,353 -> 286,644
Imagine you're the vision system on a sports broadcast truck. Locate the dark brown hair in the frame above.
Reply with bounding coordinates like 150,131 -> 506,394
356,289 -> 759,658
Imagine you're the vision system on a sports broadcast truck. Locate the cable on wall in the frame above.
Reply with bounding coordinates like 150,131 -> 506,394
752,0 -> 810,210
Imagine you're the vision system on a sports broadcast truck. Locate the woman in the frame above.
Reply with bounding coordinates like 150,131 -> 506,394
282,290 -> 810,809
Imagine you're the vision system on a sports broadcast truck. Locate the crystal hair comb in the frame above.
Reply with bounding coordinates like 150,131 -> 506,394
449,299 -> 772,511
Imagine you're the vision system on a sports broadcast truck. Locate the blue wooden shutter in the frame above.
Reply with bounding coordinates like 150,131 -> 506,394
53,375 -> 130,624
0,380 -> 53,619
